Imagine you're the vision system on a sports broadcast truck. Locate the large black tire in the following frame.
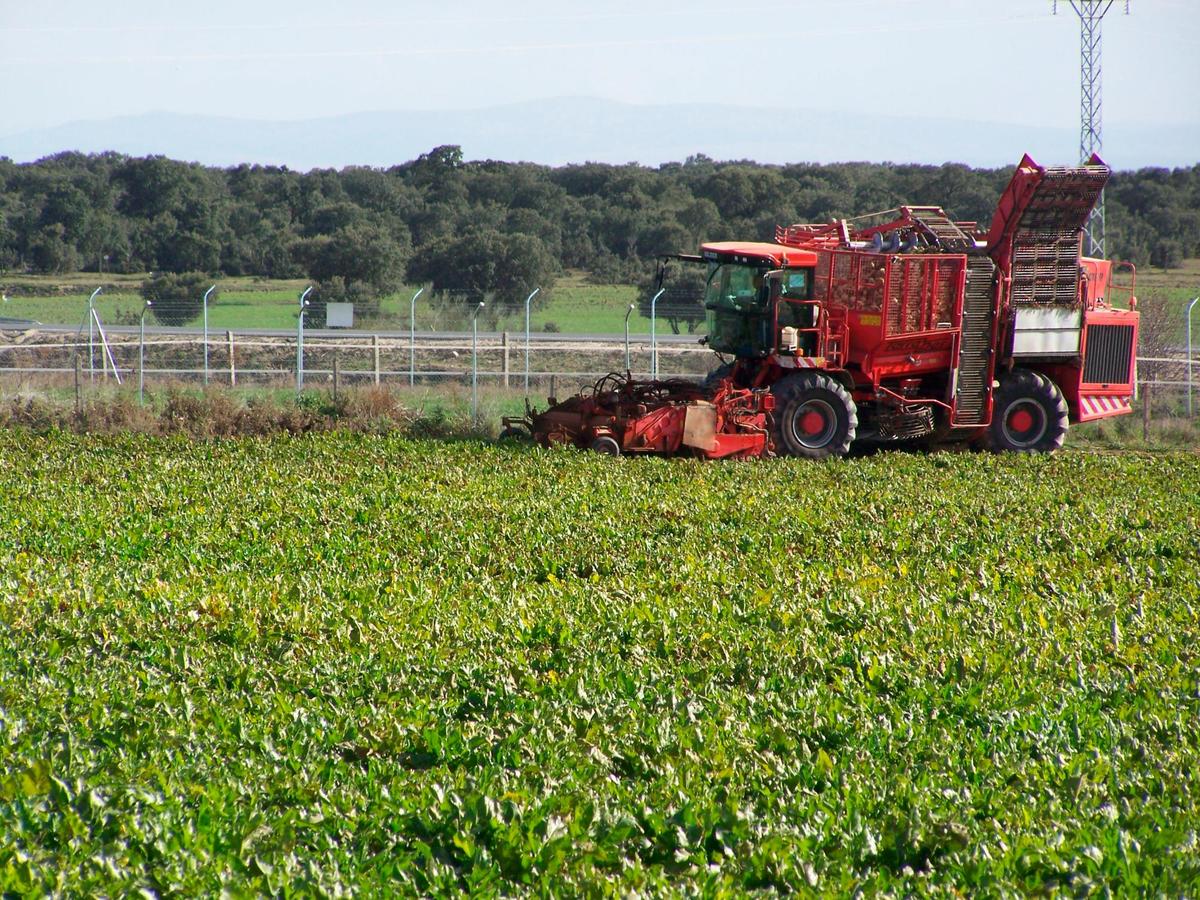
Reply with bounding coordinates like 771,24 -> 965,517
988,370 -> 1069,453
590,435 -> 622,456
771,372 -> 858,459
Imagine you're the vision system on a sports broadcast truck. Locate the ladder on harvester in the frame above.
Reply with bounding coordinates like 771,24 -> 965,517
952,257 -> 998,425
822,310 -> 848,368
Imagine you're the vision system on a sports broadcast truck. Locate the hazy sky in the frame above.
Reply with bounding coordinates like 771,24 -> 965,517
1,0 -> 1196,133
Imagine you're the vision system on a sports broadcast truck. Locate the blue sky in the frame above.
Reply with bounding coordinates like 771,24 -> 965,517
1,0 -> 1196,133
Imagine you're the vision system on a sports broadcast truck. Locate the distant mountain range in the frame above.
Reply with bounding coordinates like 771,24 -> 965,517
1,97 -> 1195,171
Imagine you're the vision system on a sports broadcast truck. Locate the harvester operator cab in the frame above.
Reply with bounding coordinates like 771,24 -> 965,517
703,263 -> 772,357
704,263 -> 817,359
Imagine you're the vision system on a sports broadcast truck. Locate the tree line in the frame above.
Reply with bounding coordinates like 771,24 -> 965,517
1,146 -> 1196,321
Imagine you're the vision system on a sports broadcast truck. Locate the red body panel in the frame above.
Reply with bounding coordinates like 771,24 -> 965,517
1080,257 -> 1112,306
624,406 -> 685,453
1076,394 -> 1134,421
1023,305 -> 1138,423
1074,307 -> 1139,421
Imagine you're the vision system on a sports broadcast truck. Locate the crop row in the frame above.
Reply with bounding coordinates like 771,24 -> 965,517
0,433 -> 1197,894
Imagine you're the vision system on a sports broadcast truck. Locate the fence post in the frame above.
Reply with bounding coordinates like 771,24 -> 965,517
87,286 -> 101,385
624,303 -> 635,372
74,356 -> 81,416
202,284 -> 216,386
650,288 -> 665,379
227,330 -> 236,386
502,331 -> 510,388
139,300 -> 151,405
297,286 -> 312,395
524,287 -> 540,396
91,307 -> 121,385
333,356 -> 340,402
409,287 -> 424,387
373,334 -> 381,385
1142,380 -> 1151,443
470,302 -> 485,424
1187,297 -> 1199,418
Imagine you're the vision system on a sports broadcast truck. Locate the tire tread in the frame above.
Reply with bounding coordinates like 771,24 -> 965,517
988,369 -> 1069,452
771,372 -> 858,459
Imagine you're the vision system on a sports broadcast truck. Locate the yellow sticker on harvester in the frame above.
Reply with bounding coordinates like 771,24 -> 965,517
858,313 -> 882,327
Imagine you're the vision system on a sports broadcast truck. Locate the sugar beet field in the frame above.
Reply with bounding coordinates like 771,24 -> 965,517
1,433 -> 1198,894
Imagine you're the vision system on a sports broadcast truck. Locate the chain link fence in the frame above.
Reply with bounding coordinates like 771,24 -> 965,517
0,327 -> 716,397
2,326 -> 1196,421
2,287 -> 1198,441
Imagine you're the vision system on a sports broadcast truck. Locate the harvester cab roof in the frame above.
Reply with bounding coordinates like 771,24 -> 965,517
698,242 -> 818,269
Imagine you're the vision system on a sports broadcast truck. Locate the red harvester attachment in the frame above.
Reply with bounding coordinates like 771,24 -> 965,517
501,372 -> 775,459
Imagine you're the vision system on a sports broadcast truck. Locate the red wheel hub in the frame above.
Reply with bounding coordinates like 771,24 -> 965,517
799,409 -> 827,436
1008,408 -> 1035,433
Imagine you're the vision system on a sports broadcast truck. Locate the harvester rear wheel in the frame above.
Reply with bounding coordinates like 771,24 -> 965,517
590,435 -> 622,456
988,370 -> 1068,453
771,373 -> 857,459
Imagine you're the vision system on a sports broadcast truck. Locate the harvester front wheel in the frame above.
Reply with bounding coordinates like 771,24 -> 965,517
771,373 -> 858,459
590,435 -> 622,456
988,370 -> 1068,453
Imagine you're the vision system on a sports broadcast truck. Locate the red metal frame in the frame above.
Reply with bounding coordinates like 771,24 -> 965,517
1076,307 -> 1139,418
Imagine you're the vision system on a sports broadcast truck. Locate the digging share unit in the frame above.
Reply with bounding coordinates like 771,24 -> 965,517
503,154 -> 1139,458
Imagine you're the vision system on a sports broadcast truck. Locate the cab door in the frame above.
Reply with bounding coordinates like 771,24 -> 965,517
769,269 -> 819,357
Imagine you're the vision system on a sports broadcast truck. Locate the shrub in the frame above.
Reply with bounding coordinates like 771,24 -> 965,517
305,277 -> 380,324
141,272 -> 218,326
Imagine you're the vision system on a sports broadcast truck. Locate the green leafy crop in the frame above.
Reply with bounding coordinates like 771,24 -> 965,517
0,433 -> 1197,894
